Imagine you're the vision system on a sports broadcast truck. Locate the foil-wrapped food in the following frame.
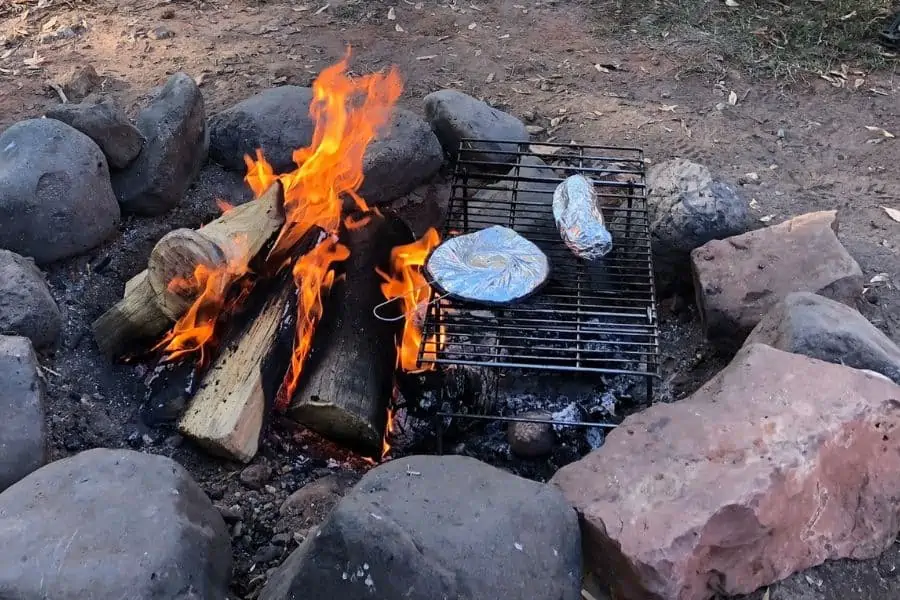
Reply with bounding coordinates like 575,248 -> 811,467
425,225 -> 549,305
552,174 -> 613,260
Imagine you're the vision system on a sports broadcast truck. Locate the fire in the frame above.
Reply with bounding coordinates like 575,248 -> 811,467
380,406 -> 395,459
156,48 -> 404,422
153,235 -> 252,368
277,237 -> 350,409
376,228 -> 441,372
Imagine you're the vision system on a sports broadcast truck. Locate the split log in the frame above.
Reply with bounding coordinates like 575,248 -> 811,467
178,277 -> 296,462
287,212 -> 412,454
92,182 -> 284,356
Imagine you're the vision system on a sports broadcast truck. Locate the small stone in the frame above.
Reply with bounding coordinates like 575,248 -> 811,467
744,292 -> 900,384
240,462 -> 273,489
161,8 -> 175,18
271,533 -> 293,546
55,64 -> 101,101
738,171 -> 760,185
525,125 -> 545,135
0,449 -> 231,597
553,344 -> 900,600
691,211 -> 864,350
264,484 -> 278,495
112,72 -> 207,215
0,118 -> 120,264
253,545 -> 283,564
279,474 -> 350,519
507,412 -> 555,458
148,25 -> 175,40
0,336 -> 47,492
423,89 -> 529,166
214,504 -> 243,523
0,250 -> 61,349
46,101 -> 145,169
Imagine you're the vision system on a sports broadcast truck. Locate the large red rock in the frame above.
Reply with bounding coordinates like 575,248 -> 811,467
691,211 -> 863,350
552,343 -> 900,600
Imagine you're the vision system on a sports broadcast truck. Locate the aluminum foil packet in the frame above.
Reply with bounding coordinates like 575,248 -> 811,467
425,225 -> 549,305
552,174 -> 613,260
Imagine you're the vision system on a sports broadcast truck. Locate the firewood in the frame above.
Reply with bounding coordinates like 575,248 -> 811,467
178,278 -> 296,462
287,212 -> 411,454
92,183 -> 284,356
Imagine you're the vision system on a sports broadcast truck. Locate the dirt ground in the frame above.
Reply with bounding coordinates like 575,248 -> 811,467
2,0 -> 899,598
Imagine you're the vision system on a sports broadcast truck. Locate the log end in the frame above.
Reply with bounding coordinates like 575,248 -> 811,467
288,399 -> 384,454
92,272 -> 172,357
178,382 -> 265,463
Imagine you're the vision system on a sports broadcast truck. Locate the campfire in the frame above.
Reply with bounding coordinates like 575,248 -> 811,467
92,53 -> 659,469
93,52 -> 437,462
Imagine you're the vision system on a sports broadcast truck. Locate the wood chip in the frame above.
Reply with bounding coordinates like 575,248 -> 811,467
416,55 -> 437,60
387,6 -> 396,19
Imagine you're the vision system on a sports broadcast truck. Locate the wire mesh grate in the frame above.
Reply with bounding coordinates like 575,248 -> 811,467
419,139 -> 660,394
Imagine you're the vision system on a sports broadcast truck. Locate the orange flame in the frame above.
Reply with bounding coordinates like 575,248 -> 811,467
381,406 -> 395,459
215,198 -> 235,214
153,235 -> 252,368
277,237 -> 350,409
156,50 -> 403,383
376,228 -> 441,372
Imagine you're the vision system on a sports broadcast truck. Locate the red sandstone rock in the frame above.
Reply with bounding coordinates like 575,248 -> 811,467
552,343 -> 900,600
691,211 -> 863,350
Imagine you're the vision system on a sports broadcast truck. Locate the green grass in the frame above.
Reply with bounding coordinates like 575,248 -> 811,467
597,0 -> 897,79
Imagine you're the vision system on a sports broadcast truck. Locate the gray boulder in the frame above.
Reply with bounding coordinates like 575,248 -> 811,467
0,336 -> 47,492
208,86 -> 314,173
744,291 -> 900,384
358,108 -> 444,205
261,455 -> 581,600
0,250 -> 61,348
0,448 -> 231,599
647,158 -> 754,293
112,72 -> 208,215
424,89 -> 529,165
0,118 -> 120,264
46,101 -> 145,169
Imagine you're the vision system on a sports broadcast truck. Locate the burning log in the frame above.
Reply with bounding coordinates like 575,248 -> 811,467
92,183 -> 284,356
286,212 -> 412,454
177,276 -> 296,462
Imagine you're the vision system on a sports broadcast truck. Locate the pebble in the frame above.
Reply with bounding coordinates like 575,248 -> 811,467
215,504 -> 243,523
149,25 -> 175,40
240,463 -> 272,490
252,545 -> 282,564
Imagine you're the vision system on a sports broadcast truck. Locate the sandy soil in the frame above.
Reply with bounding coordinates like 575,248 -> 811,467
1,1 -> 899,598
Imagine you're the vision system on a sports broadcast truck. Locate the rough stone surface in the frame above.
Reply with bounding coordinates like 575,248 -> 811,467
552,343 -> 900,600
239,462 -> 272,489
208,86 -> 314,172
261,455 -> 582,600
0,118 -> 120,264
0,336 -> 47,492
0,448 -> 231,599
46,101 -> 145,169
0,250 -> 61,349
691,211 -> 863,350
112,72 -> 208,215
358,108 -> 444,205
647,158 -> 755,292
744,292 -> 900,384
55,64 -> 101,100
424,89 -> 529,165
507,412 -> 555,458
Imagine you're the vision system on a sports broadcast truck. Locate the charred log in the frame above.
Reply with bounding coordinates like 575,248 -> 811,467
286,211 -> 412,454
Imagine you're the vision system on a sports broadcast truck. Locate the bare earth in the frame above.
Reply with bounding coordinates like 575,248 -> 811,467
1,1 -> 899,598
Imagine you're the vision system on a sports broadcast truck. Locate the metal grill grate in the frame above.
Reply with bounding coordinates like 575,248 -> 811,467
419,139 -> 660,398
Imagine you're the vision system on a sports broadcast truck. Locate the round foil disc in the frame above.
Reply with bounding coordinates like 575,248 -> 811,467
425,226 -> 550,304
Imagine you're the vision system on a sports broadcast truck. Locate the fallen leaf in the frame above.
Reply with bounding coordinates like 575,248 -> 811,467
485,72 -> 494,83
594,63 -> 610,74
314,4 -> 330,14
416,55 -> 437,60
840,10 -> 857,21
865,126 -> 895,138
870,273 -> 890,284
23,50 -> 44,69
387,6 -> 396,19
759,214 -> 775,223
498,33 -> 510,39
659,104 -> 678,112
395,24 -> 404,32
883,206 -> 900,223
728,90 -> 738,105
467,22 -> 477,30
853,78 -> 865,90
725,0 -> 738,6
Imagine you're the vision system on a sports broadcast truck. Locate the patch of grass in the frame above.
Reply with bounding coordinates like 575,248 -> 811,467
598,0 -> 897,79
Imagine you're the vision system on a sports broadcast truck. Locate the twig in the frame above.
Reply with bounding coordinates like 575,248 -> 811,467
48,81 -> 68,103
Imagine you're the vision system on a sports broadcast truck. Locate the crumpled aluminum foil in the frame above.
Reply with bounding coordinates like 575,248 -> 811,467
552,174 -> 613,260
425,225 -> 549,304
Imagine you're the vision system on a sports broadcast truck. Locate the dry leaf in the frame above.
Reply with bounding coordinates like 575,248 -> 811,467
870,273 -> 890,284
23,50 -> 44,69
853,78 -> 865,90
395,24 -> 404,32
387,6 -> 396,19
416,55 -> 437,60
314,4 -> 330,14
485,72 -> 495,83
659,104 -> 678,112
882,206 -> 900,223
725,0 -> 738,6
759,214 -> 775,223
840,10 -> 857,21
594,63 -> 610,74
865,126 -> 895,139
728,90 -> 738,105
467,22 -> 477,30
